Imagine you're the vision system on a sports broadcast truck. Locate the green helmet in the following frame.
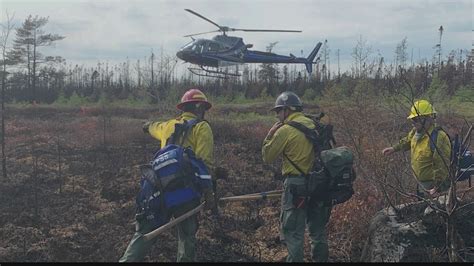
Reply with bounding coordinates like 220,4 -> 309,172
271,91 -> 303,111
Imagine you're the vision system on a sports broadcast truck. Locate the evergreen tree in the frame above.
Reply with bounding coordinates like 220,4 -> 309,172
10,15 -> 64,103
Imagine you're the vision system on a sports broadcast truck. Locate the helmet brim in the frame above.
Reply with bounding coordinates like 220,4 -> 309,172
270,105 -> 302,112
407,111 -> 436,120
177,101 -> 212,111
270,105 -> 286,111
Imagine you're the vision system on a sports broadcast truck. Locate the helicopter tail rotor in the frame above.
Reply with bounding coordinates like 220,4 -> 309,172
305,42 -> 322,73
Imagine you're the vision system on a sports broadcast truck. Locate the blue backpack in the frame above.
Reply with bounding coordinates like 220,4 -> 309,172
430,127 -> 474,182
135,119 -> 212,229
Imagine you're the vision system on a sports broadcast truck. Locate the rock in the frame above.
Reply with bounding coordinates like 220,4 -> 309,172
361,198 -> 474,262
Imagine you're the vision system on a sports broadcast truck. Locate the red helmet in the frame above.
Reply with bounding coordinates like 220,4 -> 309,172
176,88 -> 212,111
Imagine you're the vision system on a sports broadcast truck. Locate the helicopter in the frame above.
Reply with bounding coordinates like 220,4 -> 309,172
176,9 -> 322,79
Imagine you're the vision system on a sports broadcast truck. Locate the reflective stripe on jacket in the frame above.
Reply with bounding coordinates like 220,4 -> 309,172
262,112 -> 315,176
393,124 -> 451,183
147,112 -> 214,170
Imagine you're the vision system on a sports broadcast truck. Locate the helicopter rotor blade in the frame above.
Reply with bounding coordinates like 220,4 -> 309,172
185,9 -> 222,30
230,28 -> 302,33
184,30 -> 221,37
184,9 -> 301,35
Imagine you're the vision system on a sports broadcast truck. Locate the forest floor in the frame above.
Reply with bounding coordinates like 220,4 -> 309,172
0,102 -> 472,262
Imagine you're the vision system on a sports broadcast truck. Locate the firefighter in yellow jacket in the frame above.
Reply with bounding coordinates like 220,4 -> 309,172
382,99 -> 451,197
120,88 -> 215,262
262,91 -> 332,262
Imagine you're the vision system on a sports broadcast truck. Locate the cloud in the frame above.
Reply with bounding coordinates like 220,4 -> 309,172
1,0 -> 470,72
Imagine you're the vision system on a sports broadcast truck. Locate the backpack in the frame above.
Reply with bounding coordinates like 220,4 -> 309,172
285,115 -> 356,205
135,119 -> 212,228
304,112 -> 336,150
430,127 -> 474,182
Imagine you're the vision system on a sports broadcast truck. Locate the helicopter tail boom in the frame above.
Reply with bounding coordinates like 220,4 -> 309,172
305,42 -> 322,73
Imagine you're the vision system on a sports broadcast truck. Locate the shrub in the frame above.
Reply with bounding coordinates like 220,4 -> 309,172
425,76 -> 449,103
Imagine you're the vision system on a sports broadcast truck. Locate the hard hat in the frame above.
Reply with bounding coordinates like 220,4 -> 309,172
407,100 -> 436,119
176,88 -> 212,111
271,91 -> 303,111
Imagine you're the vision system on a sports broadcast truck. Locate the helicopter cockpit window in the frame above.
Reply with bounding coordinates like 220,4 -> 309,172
207,42 -> 221,52
180,41 -> 194,50
191,43 -> 204,54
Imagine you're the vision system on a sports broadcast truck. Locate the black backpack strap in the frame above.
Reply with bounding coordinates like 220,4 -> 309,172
429,126 -> 452,155
286,121 -> 319,144
283,121 -> 319,176
283,153 -> 306,176
429,126 -> 441,152
167,118 -> 203,146
429,126 -> 453,181
180,119 -> 202,146
286,121 -> 323,156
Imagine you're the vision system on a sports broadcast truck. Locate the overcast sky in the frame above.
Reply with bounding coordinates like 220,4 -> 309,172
1,0 -> 471,74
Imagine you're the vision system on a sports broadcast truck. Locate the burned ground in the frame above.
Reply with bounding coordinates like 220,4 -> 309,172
0,103 -> 471,262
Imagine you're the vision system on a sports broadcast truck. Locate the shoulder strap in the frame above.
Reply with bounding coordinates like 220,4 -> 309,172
429,126 -> 454,160
284,121 -> 319,176
429,126 -> 448,152
167,118 -> 202,146
286,121 -> 319,145
283,153 -> 306,176
428,126 -> 455,177
429,127 -> 439,152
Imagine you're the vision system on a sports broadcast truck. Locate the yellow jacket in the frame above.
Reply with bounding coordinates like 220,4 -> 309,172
147,112 -> 214,170
393,124 -> 451,183
262,112 -> 315,176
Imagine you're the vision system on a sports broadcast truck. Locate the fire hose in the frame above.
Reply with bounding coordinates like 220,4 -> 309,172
143,189 -> 283,241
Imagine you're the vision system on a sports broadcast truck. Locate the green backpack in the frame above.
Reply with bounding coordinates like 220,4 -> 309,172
285,117 -> 356,205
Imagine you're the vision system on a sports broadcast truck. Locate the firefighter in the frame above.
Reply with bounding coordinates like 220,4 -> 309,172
120,88 -> 216,262
382,99 -> 451,198
262,91 -> 332,262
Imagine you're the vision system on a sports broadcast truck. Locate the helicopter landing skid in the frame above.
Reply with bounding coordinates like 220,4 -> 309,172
188,66 -> 241,79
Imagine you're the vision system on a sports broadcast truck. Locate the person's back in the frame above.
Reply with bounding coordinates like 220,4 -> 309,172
120,88 -> 215,262
262,91 -> 332,262
262,112 -> 315,175
147,112 -> 214,169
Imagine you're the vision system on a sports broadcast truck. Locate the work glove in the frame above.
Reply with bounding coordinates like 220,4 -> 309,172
142,121 -> 151,134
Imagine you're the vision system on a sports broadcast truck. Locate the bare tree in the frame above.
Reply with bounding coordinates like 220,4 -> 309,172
321,40 -> 330,81
352,35 -> 372,78
0,10 -> 17,179
395,37 -> 408,75
150,50 -> 156,101
437,25 -> 443,73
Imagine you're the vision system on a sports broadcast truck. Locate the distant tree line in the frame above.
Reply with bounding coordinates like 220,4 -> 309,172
1,14 -> 472,106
